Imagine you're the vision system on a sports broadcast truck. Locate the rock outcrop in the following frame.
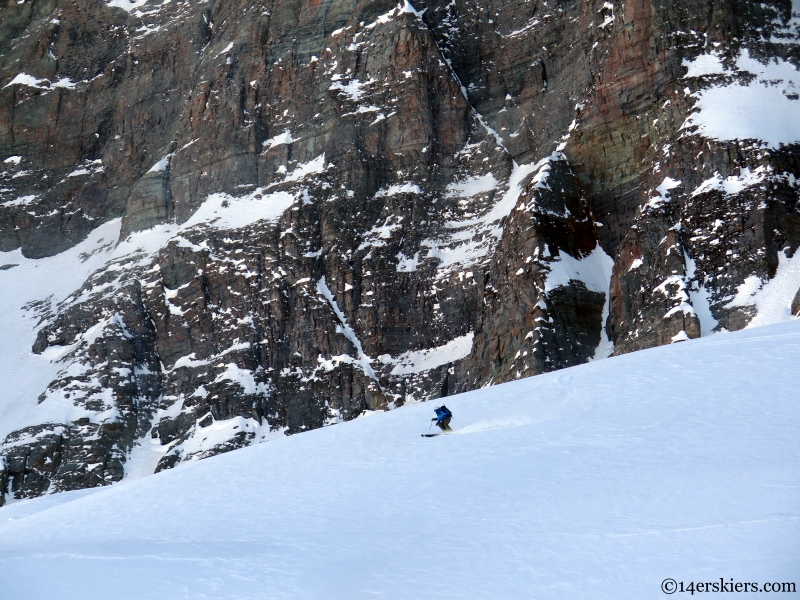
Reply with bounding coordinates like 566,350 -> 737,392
1,0 -> 798,502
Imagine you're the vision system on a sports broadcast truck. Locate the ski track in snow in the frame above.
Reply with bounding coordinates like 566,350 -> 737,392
0,321 -> 798,599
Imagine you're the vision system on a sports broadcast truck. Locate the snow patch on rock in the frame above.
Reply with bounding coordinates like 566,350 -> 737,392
379,332 -> 474,375
683,50 -> 800,147
544,245 -> 614,294
263,131 -> 295,150
690,166 -> 769,197
420,155 -> 554,273
3,73 -> 76,90
728,250 -> 800,327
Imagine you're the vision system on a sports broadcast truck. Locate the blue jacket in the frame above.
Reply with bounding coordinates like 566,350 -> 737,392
434,405 -> 452,424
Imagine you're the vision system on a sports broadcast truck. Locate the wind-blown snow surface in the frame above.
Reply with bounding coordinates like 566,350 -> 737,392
1,322 -> 799,599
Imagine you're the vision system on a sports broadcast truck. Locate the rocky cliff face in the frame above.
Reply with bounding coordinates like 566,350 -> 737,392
1,0 -> 799,502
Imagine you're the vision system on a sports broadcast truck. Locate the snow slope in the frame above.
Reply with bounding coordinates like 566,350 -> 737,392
0,321 -> 798,599
0,219 -> 124,441
0,171 -> 316,442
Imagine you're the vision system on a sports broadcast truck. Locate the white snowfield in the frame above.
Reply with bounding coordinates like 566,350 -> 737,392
683,48 -> 800,147
1,321 -> 798,599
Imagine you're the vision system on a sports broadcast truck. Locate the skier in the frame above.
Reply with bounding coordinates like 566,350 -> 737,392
432,405 -> 453,432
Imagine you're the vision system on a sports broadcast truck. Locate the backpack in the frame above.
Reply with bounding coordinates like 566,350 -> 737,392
435,405 -> 452,420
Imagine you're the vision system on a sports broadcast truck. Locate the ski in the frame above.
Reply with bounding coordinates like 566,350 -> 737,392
421,433 -> 440,437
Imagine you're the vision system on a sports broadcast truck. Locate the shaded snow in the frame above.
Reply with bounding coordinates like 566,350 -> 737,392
445,173 -> 498,197
685,253 -> 719,336
123,396 -> 185,481
0,322 -> 798,598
